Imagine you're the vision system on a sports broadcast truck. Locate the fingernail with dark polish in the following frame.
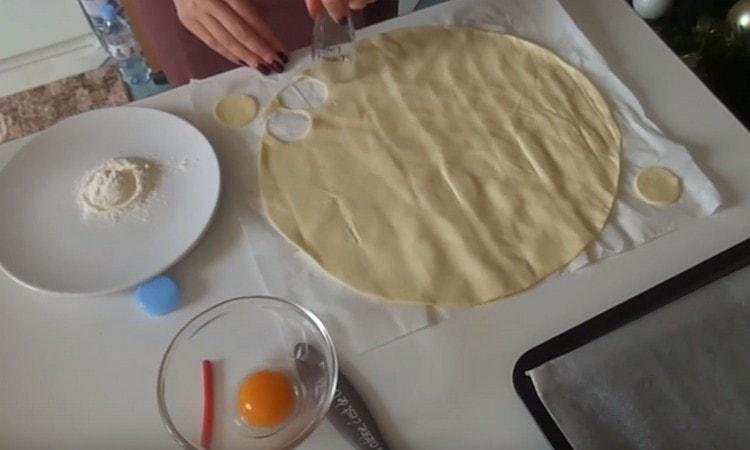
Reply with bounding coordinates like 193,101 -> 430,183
277,52 -> 289,64
257,64 -> 271,75
270,61 -> 284,73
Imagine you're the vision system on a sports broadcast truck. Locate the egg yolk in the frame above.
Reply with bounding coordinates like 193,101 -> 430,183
236,370 -> 296,428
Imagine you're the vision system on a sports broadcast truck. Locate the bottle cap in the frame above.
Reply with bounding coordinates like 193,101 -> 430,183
136,276 -> 181,317
99,4 -> 116,21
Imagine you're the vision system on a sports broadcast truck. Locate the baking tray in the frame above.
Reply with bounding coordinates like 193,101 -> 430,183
513,238 -> 750,449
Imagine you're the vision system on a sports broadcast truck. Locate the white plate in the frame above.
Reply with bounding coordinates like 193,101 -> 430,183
0,107 -> 221,296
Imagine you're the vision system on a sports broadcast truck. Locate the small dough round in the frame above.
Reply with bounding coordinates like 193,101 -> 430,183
636,167 -> 681,205
278,77 -> 328,110
214,94 -> 258,128
266,109 -> 312,142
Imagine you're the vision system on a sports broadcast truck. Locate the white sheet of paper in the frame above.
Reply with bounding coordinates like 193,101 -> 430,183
190,0 -> 721,354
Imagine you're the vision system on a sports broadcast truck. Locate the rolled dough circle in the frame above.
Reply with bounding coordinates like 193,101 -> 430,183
635,167 -> 681,205
214,94 -> 258,128
266,109 -> 312,142
260,27 -> 622,306
278,77 -> 328,110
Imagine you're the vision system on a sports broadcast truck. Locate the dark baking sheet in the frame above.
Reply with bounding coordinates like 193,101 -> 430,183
514,238 -> 750,449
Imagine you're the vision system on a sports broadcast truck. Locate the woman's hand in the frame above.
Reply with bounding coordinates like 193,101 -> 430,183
304,0 -> 377,22
174,0 -> 288,75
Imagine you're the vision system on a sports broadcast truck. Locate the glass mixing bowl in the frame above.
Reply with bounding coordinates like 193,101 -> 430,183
157,296 -> 338,449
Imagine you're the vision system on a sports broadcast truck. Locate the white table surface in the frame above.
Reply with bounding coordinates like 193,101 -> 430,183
1,0 -> 748,449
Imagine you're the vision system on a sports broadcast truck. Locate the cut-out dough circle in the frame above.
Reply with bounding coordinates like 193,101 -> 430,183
214,94 -> 258,128
266,109 -> 312,142
278,77 -> 328,110
636,166 -> 681,205
260,27 -> 622,306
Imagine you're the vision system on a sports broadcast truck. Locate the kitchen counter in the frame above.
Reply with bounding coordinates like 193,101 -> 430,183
0,0 -> 748,448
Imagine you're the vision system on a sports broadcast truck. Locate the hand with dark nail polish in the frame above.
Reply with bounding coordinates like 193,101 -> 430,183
174,0 -> 288,74
270,61 -> 285,74
304,0 -> 377,22
173,0 -> 377,77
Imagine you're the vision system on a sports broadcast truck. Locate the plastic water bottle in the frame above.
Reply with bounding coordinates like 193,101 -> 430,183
99,4 -> 151,85
79,0 -> 115,34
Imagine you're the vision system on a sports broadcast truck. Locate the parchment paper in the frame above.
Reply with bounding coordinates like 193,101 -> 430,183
191,0 -> 721,353
528,263 -> 750,449
192,76 -> 441,356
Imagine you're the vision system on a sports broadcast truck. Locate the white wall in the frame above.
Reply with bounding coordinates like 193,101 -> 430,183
0,0 -> 107,97
0,0 -> 92,60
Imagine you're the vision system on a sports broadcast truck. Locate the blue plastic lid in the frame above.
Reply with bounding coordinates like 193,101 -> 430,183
99,4 -> 117,21
136,276 -> 181,317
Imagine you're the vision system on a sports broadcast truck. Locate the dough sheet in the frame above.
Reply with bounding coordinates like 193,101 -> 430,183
260,27 -> 621,306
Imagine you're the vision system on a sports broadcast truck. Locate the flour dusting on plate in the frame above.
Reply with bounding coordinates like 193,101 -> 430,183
76,157 -> 160,222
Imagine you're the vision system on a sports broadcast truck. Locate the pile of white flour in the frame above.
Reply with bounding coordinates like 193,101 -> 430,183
76,157 -> 158,222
